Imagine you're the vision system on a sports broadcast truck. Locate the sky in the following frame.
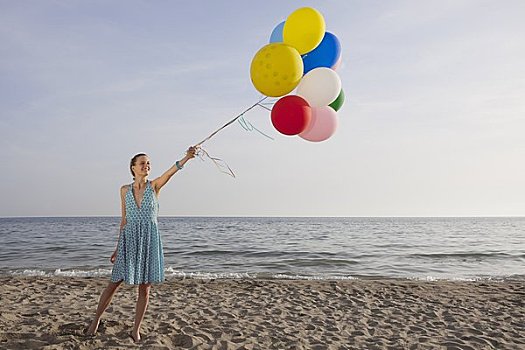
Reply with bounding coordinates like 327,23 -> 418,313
1,0 -> 524,217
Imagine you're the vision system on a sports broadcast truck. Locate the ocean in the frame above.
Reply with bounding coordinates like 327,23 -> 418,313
0,216 -> 524,281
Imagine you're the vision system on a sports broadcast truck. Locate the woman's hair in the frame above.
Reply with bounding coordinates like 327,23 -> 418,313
130,153 -> 147,178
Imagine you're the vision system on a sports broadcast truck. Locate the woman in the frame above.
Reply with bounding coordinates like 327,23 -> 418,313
86,146 -> 197,342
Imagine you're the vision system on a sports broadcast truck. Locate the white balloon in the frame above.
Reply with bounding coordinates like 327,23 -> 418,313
297,67 -> 341,107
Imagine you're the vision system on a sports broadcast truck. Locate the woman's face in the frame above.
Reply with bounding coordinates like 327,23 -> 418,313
132,155 -> 151,177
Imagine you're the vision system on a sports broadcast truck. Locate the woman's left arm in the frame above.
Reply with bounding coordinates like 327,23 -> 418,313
152,146 -> 197,194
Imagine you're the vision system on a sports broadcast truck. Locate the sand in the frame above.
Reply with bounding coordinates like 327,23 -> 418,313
0,276 -> 524,349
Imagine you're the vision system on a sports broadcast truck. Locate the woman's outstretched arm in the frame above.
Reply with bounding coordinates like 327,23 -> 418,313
152,146 -> 196,194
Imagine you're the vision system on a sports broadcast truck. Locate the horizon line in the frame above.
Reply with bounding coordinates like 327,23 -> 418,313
1,215 -> 524,219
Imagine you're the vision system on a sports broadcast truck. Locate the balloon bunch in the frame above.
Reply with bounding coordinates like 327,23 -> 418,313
194,7 -> 344,177
250,7 -> 344,142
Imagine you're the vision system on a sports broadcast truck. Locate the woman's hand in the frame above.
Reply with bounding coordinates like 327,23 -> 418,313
110,250 -> 117,264
186,146 -> 197,159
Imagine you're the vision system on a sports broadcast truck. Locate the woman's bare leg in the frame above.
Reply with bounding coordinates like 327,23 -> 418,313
86,280 -> 122,335
131,283 -> 151,342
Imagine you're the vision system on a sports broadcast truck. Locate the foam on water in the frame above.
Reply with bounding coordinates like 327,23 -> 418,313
12,268 -> 112,278
6,267 -> 520,282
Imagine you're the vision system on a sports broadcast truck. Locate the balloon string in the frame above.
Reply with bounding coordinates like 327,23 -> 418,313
195,96 -> 268,147
238,116 -> 275,140
197,148 -> 236,178
193,96 -> 275,178
257,105 -> 272,112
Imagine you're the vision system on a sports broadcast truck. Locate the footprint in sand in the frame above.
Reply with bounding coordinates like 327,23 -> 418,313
173,334 -> 193,348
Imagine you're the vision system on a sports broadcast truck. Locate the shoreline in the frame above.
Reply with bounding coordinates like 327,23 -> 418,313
3,269 -> 524,282
1,276 -> 524,349
2,215 -> 525,218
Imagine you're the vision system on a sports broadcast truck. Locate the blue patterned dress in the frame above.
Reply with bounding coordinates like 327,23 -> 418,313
111,181 -> 164,284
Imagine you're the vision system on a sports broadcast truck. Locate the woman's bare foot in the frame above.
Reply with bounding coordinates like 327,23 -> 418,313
130,330 -> 141,343
85,319 -> 99,336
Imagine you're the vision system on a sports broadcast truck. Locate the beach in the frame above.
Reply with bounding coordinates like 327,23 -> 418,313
0,277 -> 524,349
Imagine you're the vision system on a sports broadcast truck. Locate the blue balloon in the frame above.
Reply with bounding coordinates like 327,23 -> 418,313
302,32 -> 341,74
269,21 -> 285,43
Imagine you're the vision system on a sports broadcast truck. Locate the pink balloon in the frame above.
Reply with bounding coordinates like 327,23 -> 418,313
299,106 -> 338,142
331,54 -> 342,70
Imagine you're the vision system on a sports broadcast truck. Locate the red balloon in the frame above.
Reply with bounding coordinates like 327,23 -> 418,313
271,95 -> 311,135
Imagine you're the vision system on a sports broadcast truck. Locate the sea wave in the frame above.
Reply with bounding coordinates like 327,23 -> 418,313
4,267 -> 524,282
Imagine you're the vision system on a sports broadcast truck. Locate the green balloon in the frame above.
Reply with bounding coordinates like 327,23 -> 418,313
329,89 -> 345,112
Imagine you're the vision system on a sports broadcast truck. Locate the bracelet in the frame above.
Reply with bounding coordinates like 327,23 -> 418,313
175,161 -> 183,170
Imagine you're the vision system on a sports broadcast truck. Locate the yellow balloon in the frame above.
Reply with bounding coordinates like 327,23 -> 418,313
283,7 -> 325,55
250,43 -> 303,97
